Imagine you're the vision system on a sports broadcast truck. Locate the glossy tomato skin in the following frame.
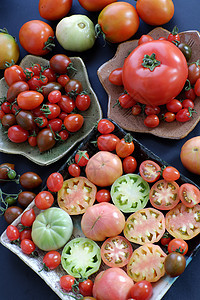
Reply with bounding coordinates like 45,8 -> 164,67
18,191 -> 36,208
16,110 -> 36,131
136,0 -> 174,26
47,172 -> 64,192
0,31 -> 20,69
122,40 -> 188,106
98,2 -> 139,43
49,54 -> 72,74
97,134 -> 120,151
109,68 -> 123,86
20,239 -> 36,255
96,189 -> 111,203
43,251 -> 61,270
39,0 -> 72,20
17,91 -> 44,110
60,275 -> 75,292
180,137 -> 200,175
123,156 -> 137,174
116,135 -> 135,158
78,0 -> 117,11
162,166 -> 180,182
79,279 -> 94,297
21,208 -> 36,227
6,225 -> 20,241
4,65 -> 26,86
34,191 -> 54,210
7,125 -> 29,143
68,163 -> 81,177
164,252 -> 186,277
64,114 -> 84,132
97,119 -> 115,134
178,183 -> 200,207
139,160 -> 161,183
130,281 -> 153,300
19,172 -> 42,189
7,81 -> 29,102
37,128 -> 56,152
168,239 -> 188,255
19,20 -> 54,55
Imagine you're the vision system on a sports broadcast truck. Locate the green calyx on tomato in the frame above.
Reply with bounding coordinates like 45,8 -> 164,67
142,53 -> 161,71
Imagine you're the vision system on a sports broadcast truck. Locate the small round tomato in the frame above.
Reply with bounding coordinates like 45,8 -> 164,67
7,125 -> 29,143
75,150 -> 89,166
28,75 -> 48,91
64,114 -> 84,132
19,172 -> 42,189
41,103 -> 61,119
164,252 -> 186,277
20,239 -> 36,255
6,225 -> 20,241
116,134 -> 135,158
138,34 -> 154,45
132,104 -> 142,116
162,166 -> 180,182
118,93 -> 136,109
21,208 -> 36,227
182,99 -> 194,109
178,183 -> 200,207
96,189 -> 111,203
139,160 -> 161,183
167,26 -> 180,43
109,68 -> 123,86
58,130 -> 69,141
19,20 -> 55,56
19,228 -> 32,241
68,163 -> 81,177
168,239 -> 188,255
48,90 -> 62,104
37,128 -> 56,152
42,251 -> 61,270
188,60 -> 200,85
166,99 -> 182,113
39,0 -> 72,20
144,105 -> 160,116
97,119 -> 115,134
35,115 -> 48,128
175,108 -> 193,122
46,172 -> 64,192
7,80 -> 29,102
97,134 -> 120,151
1,114 -> 16,128
4,65 -> 26,86
130,280 -> 153,300
4,206 -> 23,224
58,95 -> 76,113
49,54 -> 73,74
57,74 -> 70,87
47,118 -> 63,132
28,136 -> 37,147
65,79 -> 83,95
42,68 -> 57,82
34,191 -> 54,210
163,111 -> 176,123
17,91 -> 44,110
79,279 -> 94,297
160,233 -> 172,246
60,275 -> 75,292
75,93 -> 91,111
18,191 -> 36,208
144,114 -> 159,128
185,88 -> 196,101
123,156 -> 137,174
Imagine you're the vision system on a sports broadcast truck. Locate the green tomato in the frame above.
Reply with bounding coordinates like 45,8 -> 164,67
56,14 -> 96,52
0,29 -> 20,69
111,174 -> 150,213
31,207 -> 73,251
61,237 -> 101,278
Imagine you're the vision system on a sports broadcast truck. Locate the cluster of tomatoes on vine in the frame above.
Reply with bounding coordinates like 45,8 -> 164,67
0,54 -> 91,152
109,27 -> 200,128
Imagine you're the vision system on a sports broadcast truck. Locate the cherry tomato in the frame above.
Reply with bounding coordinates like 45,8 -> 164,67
42,251 -> 61,270
194,77 -> 200,96
75,150 -> 89,166
28,75 -> 48,91
122,156 -> 137,174
19,172 -> 42,189
18,191 -> 36,208
50,54 -> 73,74
97,134 -> 120,151
96,189 -> 111,203
160,233 -> 172,246
162,166 -> 180,182
178,183 -> 200,208
175,108 -> 193,122
42,68 -> 57,82
20,239 -> 36,255
28,136 -> 37,147
138,34 -> 154,45
164,252 -> 186,277
19,20 -> 55,56
58,95 -> 76,113
132,104 -> 142,116
144,114 -> 159,128
1,101 -> 12,114
182,99 -> 194,109
68,163 -> 81,177
60,275 -> 75,292
37,128 -> 56,152
17,91 -> 44,110
35,115 -> 48,128
118,93 -> 136,109
79,279 -> 94,297
188,60 -> 200,85
0,109 -> 5,119
65,79 -> 83,95
7,80 -> 29,103
4,206 -> 23,224
58,130 -> 69,141
130,280 -> 153,300
0,163 -> 15,180
116,134 -> 135,158
1,114 -> 16,128
7,125 -> 29,143
34,191 -> 54,210
39,0 -> 72,21
19,228 -> 32,241
16,110 -> 36,131
57,74 -> 70,87
108,68 -> 123,86
75,93 -> 91,111
163,111 -> 176,123
166,99 -> 182,113
46,172 -> 64,192
47,118 -> 63,132
64,114 -> 84,132
139,160 -> 161,183
6,225 -> 20,241
48,90 -> 62,104
144,105 -> 160,115
41,103 -> 61,119
21,208 -> 36,227
168,239 -> 188,255
185,88 -> 196,101
167,26 -> 180,43
58,112 -> 68,121
4,65 -> 26,86
97,119 -> 115,134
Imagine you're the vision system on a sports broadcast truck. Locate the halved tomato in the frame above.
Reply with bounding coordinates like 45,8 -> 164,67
149,179 -> 180,210
127,243 -> 166,282
100,236 -> 133,268
139,160 -> 161,183
124,208 -> 165,245
165,203 -> 200,240
178,183 -> 200,208
57,176 -> 97,215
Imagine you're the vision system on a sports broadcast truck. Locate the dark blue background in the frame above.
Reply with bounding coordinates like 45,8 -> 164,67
0,0 -> 200,299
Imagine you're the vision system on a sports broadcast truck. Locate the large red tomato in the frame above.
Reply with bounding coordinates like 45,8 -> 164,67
97,2 -> 139,43
93,268 -> 134,300
81,202 -> 125,241
78,0 -> 117,11
39,0 -> 72,20
85,151 -> 123,187
180,136 -> 200,175
122,40 -> 188,106
19,20 -> 54,55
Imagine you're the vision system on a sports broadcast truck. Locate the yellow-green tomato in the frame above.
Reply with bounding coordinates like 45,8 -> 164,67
0,29 -> 20,69
56,15 -> 95,52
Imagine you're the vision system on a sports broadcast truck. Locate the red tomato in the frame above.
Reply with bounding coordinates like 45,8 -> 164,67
185,88 -> 196,101
85,151 -> 123,187
19,228 -> 32,241
47,172 -> 64,192
188,60 -> 200,85
19,20 -> 55,56
21,208 -> 36,227
35,115 -> 48,128
194,77 -> 200,96
139,160 -> 161,183
138,35 -> 154,45
97,2 -> 139,43
160,233 -> 172,246
175,108 -> 193,122
4,65 -> 26,86
122,40 -> 188,106
78,0 -> 117,11
116,134 -> 135,158
167,26 -> 180,43
162,166 -> 180,182
47,118 -> 63,132
57,74 -> 70,87
163,111 -> 176,123
149,179 -> 180,210
58,95 -> 76,113
123,156 -> 137,174
8,125 -> 29,143
6,225 -> 20,241
96,189 -> 111,203
41,103 -> 61,119
93,268 -> 134,300
108,68 -> 123,86
136,0 -> 174,26
168,238 -> 188,255
75,150 -> 89,167
28,136 -> 37,147
20,239 -> 36,255
48,90 -> 62,104
17,91 -> 44,110
75,94 -> 91,111
81,202 -> 125,241
1,101 -> 12,114
34,191 -> 54,210
65,79 -> 83,95
42,68 -> 57,82
182,99 -> 194,109
97,134 -> 120,151
58,129 -> 69,141
29,63 -> 41,75
68,163 -> 81,177
144,105 -> 160,115
166,99 -> 182,113
50,54 -> 73,74
39,0 -> 72,20
79,279 -> 94,297
130,280 -> 153,300
64,114 -> 84,132
101,236 -> 133,267
42,251 -> 61,270
180,136 -> 200,175
118,93 -> 136,109
60,275 -> 75,292
97,119 -> 115,134
144,114 -> 159,128
178,183 -> 200,208
132,104 -> 142,116
28,75 -> 48,91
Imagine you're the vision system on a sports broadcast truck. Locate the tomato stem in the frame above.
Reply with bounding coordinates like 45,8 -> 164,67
142,53 -> 161,71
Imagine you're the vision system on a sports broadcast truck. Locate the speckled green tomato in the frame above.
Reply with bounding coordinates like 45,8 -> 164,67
56,15 -> 95,52
31,207 -> 73,251
0,29 -> 20,69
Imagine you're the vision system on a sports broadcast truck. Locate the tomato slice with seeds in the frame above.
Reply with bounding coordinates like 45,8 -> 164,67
57,177 -> 97,215
178,183 -> 200,208
149,179 -> 179,210
100,235 -> 133,268
139,160 -> 161,183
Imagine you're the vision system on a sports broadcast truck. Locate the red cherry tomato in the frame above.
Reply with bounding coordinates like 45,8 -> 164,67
144,105 -> 160,115
58,95 -> 76,113
34,191 -> 54,210
46,172 -> 64,192
58,130 -> 69,141
160,234 -> 172,246
64,114 -> 84,132
60,275 -> 75,292
68,163 -> 81,177
97,119 -> 115,134
116,134 -> 135,158
48,90 -> 62,104
75,93 -> 91,111
168,238 -> 188,255
132,104 -> 142,116
97,134 -> 120,151
96,189 -> 111,203
79,279 -> 94,297
42,251 -> 61,270
144,114 -> 159,128
17,91 -> 44,110
19,228 -> 32,241
130,280 -> 153,300
6,225 -> 20,241
138,34 -> 154,45
163,111 -> 176,123
166,99 -> 182,113
109,68 -> 123,86
162,166 -> 180,181
175,108 -> 193,122
182,99 -> 195,109
21,208 -> 36,227
118,93 -> 136,108
167,26 -> 180,43
20,239 -> 36,255
75,150 -> 89,166
8,125 -> 29,143
122,156 -> 137,173
4,65 -> 26,86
